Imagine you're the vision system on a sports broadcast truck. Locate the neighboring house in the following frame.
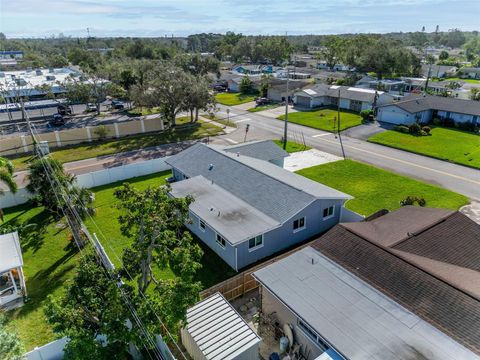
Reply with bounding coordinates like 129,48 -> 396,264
421,64 -> 458,78
253,206 -> 480,360
181,293 -> 261,360
226,75 -> 262,92
459,67 -> 480,80
166,141 -> 352,271
377,94 -> 480,125
317,61 -> 350,71
233,65 -> 263,75
293,84 -> 393,111
0,51 -> 23,59
267,79 -> 310,102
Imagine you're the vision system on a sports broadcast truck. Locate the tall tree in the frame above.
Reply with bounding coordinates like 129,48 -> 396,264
184,75 -> 216,122
45,253 -> 133,359
114,184 -> 203,332
319,36 -> 345,70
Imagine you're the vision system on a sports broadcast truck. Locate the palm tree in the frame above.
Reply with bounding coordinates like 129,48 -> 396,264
0,157 -> 17,221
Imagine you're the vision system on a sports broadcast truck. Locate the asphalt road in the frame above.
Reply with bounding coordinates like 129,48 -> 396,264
211,104 -> 480,201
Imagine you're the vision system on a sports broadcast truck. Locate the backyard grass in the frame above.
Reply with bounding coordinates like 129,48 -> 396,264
126,107 -> 161,116
215,92 -> 257,106
247,103 -> 281,112
10,121 -> 223,171
277,108 -> 362,132
273,140 -> 311,153
368,127 -> 480,169
296,159 -> 469,216
2,171 -> 236,350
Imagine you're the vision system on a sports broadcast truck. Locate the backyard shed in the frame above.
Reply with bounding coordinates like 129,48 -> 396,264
0,231 -> 26,309
181,293 -> 261,360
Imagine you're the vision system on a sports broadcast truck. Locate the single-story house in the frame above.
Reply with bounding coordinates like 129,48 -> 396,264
459,67 -> 480,80
253,206 -> 480,360
227,76 -> 262,93
0,232 -> 26,310
166,141 -> 352,271
421,64 -> 458,78
377,94 -> 480,125
293,84 -> 393,112
233,65 -> 263,76
266,79 -> 310,102
181,293 -> 261,360
317,61 -> 350,72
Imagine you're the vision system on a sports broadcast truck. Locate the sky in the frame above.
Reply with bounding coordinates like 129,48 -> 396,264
1,0 -> 479,38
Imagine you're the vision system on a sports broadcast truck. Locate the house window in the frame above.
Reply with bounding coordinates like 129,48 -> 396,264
199,219 -> 206,232
323,206 -> 334,219
216,234 -> 226,248
298,320 -> 329,351
293,217 -> 305,232
248,235 -> 263,250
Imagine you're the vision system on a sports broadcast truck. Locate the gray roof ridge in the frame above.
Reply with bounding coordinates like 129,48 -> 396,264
206,143 -> 349,200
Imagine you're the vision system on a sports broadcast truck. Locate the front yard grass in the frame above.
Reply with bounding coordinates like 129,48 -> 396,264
10,121 -> 223,171
247,103 -> 281,112
277,108 -> 362,132
273,140 -> 311,153
296,159 -> 469,216
2,171 -> 236,350
368,127 -> 480,169
215,92 -> 257,106
438,77 -> 480,85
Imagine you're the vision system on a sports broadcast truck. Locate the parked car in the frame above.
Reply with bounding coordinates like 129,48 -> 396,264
86,103 -> 97,112
111,100 -> 125,110
256,97 -> 272,106
49,114 -> 66,126
57,104 -> 72,116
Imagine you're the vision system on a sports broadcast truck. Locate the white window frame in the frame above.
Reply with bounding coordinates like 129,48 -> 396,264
293,216 -> 306,233
216,233 -> 226,248
248,235 -> 264,252
323,205 -> 335,220
297,319 -> 329,351
199,219 -> 206,232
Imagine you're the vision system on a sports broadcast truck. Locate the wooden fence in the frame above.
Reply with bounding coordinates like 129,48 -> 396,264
200,240 -> 317,301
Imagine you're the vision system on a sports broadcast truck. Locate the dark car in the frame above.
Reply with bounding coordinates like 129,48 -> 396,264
256,97 -> 272,106
57,104 -> 72,116
49,114 -> 66,126
111,100 -> 125,110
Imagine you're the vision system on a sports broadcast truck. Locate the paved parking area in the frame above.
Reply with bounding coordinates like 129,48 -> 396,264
284,149 -> 342,172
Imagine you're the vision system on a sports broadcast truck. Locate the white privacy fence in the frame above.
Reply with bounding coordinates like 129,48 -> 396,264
0,157 -> 171,209
25,337 -> 68,360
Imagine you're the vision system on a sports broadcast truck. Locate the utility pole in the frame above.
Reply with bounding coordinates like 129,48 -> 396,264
283,67 -> 290,150
337,88 -> 346,159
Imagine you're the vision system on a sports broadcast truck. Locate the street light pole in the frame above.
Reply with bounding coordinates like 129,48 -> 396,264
337,88 -> 346,160
283,67 -> 290,150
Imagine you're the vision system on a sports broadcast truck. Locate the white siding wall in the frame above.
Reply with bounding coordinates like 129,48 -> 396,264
339,99 -> 350,110
438,110 -> 474,123
377,106 -> 414,124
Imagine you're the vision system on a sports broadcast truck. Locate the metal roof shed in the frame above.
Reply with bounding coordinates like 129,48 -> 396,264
181,293 -> 261,360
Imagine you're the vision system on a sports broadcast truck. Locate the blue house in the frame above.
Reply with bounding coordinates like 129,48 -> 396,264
166,141 -> 352,271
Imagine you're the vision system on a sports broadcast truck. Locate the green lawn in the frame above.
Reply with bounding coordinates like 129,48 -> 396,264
127,107 -> 161,116
2,171 -> 236,350
247,103 -> 281,112
202,114 -> 237,128
215,92 -> 257,106
273,140 -> 311,153
438,77 -> 480,84
277,108 -> 362,132
368,127 -> 480,169
296,159 -> 469,216
10,121 -> 223,171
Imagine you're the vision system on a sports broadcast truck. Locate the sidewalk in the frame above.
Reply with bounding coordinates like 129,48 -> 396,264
253,104 -> 297,118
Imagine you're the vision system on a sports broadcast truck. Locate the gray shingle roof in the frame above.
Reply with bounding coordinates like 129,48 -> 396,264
170,175 -> 280,244
381,94 -> 480,115
222,139 -> 289,162
166,143 -> 350,223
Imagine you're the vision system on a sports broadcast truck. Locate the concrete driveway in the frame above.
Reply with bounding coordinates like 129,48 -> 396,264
342,121 -> 395,140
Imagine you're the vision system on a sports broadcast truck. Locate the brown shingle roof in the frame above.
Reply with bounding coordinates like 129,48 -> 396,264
312,207 -> 480,355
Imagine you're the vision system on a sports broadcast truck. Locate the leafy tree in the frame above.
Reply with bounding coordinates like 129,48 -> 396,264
463,37 -> 480,61
184,75 -> 216,122
0,314 -> 24,360
319,37 -> 345,70
409,32 -> 428,49
239,76 -> 253,94
471,88 -> 480,101
175,53 -> 220,76
439,50 -> 449,61
440,29 -> 466,48
259,74 -> 271,97
114,184 -> 203,332
45,253 -> 133,360
0,157 -> 17,221
26,157 -> 94,220
48,54 -> 69,68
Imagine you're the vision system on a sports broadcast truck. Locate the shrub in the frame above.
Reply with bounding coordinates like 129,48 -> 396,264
360,109 -> 373,120
394,125 -> 409,133
422,126 -> 431,134
400,196 -> 426,207
432,117 -> 442,126
456,121 -> 477,132
94,125 -> 109,140
408,123 -> 421,135
420,130 -> 428,136
443,118 -> 455,128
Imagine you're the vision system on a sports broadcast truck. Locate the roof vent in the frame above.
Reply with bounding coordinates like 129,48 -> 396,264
236,152 -> 240,157
208,164 -> 214,171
